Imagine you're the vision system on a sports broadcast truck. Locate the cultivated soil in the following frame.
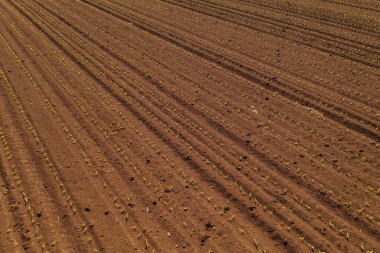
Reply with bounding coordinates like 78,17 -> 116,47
0,0 -> 379,252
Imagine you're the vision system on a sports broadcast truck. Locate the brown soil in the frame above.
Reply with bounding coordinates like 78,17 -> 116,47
0,0 -> 379,252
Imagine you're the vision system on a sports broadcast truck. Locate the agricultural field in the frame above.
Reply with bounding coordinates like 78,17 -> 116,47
0,0 -> 379,252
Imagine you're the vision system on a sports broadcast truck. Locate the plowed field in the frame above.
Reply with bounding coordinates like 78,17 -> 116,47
0,0 -> 379,252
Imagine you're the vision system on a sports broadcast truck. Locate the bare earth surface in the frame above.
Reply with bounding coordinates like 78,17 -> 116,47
0,0 -> 379,252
